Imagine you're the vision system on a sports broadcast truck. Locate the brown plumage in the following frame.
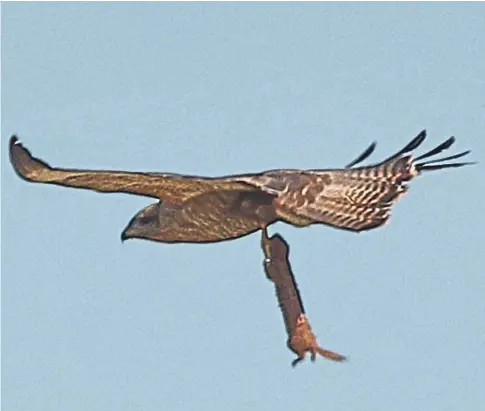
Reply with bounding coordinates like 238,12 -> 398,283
9,131 -> 472,243
261,229 -> 346,366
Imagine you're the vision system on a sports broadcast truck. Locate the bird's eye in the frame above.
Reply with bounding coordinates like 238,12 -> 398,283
138,214 -> 154,225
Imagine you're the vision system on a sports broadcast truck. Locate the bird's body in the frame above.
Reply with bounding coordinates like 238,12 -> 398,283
9,131 -> 472,244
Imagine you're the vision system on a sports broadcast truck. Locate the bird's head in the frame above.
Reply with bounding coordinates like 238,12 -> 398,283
121,202 -> 161,242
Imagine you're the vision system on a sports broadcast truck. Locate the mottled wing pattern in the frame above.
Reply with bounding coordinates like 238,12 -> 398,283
148,191 -> 278,243
262,230 -> 346,366
9,136 -> 257,203
244,130 -> 472,232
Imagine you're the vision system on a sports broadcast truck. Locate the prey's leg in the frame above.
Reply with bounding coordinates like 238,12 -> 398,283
291,355 -> 305,368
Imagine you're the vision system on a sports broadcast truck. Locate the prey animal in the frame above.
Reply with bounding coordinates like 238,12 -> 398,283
261,229 -> 346,366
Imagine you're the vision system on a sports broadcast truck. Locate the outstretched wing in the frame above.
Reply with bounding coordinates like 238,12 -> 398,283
9,136 -> 257,204
243,130 -> 473,232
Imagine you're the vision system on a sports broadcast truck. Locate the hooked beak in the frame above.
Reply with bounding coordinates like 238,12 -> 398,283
120,203 -> 160,243
120,225 -> 133,242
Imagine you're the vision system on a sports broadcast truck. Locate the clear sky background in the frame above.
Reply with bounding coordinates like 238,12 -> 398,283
2,3 -> 484,411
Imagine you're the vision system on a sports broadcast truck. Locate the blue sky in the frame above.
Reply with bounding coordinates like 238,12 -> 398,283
2,3 -> 484,410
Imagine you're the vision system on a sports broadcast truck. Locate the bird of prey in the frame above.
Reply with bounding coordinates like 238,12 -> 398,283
9,131 -> 472,244
262,229 -> 346,366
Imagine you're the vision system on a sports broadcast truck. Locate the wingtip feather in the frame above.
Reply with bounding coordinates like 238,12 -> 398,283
9,136 -> 51,181
379,130 -> 427,164
345,141 -> 377,168
10,135 -> 19,146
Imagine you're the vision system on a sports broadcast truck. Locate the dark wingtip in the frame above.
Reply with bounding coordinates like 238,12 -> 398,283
345,141 -> 377,168
9,136 -> 53,181
414,133 -> 475,172
9,135 -> 28,177
417,149 -> 471,166
417,161 -> 476,171
414,136 -> 456,161
379,130 -> 427,164
9,135 -> 22,162
404,130 -> 427,153
10,135 -> 19,146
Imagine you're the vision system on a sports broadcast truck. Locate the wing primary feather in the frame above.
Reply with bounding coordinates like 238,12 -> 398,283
414,137 -> 456,161
345,141 -> 377,168
379,130 -> 427,164
417,162 -> 475,171
414,139 -> 474,171
8,135 -> 259,202
416,150 -> 471,165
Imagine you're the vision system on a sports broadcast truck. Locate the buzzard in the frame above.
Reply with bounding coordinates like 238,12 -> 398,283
9,131 -> 472,243
262,229 -> 346,366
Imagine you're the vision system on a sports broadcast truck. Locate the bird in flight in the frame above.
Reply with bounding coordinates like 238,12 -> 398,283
9,131 -> 472,244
